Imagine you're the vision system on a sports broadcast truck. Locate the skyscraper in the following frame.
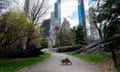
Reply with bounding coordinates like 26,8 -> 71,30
0,0 -> 11,12
88,0 -> 100,41
89,7 -> 99,40
49,0 -> 61,46
78,0 -> 86,40
24,0 -> 30,14
54,0 -> 61,24
0,0 -> 22,13
49,12 -> 60,46
41,19 -> 51,37
78,0 -> 85,26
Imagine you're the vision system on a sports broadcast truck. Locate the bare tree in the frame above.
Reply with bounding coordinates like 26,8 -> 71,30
24,0 -> 50,49
25,0 -> 49,24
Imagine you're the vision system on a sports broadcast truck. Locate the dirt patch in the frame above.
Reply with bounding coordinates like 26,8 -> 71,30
96,58 -> 117,72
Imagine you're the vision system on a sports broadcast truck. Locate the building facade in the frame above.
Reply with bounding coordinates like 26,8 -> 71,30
24,0 -> 30,14
61,18 -> 70,32
49,12 -> 60,46
88,0 -> 100,41
78,0 -> 83,25
54,0 -> 61,24
0,0 -> 11,13
78,0 -> 86,26
24,0 -> 33,19
89,7 -> 99,40
78,0 -> 87,40
0,0 -> 24,13
49,0 -> 61,46
41,19 -> 51,37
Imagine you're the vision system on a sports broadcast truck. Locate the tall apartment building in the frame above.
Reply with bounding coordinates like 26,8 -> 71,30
54,0 -> 61,24
41,19 -> 51,37
49,0 -> 61,46
78,0 -> 86,26
89,7 -> 99,40
78,0 -> 83,26
78,0 -> 87,40
0,0 -> 23,13
0,0 -> 11,12
24,0 -> 31,17
88,0 -> 100,41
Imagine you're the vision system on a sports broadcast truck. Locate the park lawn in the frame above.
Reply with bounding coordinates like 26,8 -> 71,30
66,52 -> 117,72
65,52 -> 110,63
0,53 -> 51,72
74,53 -> 110,63
73,53 -> 120,72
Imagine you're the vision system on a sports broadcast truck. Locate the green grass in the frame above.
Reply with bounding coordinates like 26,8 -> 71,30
116,54 -> 120,71
0,53 -> 51,72
74,53 -> 110,63
65,52 -> 110,63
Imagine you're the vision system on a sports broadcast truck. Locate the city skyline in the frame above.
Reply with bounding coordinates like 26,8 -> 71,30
49,0 -> 90,28
15,0 -> 90,27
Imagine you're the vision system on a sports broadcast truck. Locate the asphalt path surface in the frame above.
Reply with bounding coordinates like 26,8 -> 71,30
20,49 -> 102,72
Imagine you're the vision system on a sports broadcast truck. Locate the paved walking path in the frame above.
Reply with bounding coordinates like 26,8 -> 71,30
20,50 -> 102,72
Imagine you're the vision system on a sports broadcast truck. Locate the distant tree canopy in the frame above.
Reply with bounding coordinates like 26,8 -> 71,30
56,18 -> 75,46
72,25 -> 85,44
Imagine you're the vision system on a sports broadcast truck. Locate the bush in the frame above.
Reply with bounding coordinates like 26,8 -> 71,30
9,44 -> 43,58
56,45 -> 81,52
0,11 -> 37,58
23,45 -> 43,58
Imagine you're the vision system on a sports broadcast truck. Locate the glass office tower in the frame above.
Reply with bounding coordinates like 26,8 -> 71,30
78,0 -> 86,26
54,0 -> 61,24
0,0 -> 11,12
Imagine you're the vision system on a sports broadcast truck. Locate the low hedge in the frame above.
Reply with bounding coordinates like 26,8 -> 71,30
56,45 -> 81,52
8,44 -> 43,58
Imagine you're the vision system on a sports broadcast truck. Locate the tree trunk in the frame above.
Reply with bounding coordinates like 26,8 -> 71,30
0,45 -> 7,58
94,23 -> 103,40
109,43 -> 117,68
26,37 -> 31,49
98,28 -> 103,39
